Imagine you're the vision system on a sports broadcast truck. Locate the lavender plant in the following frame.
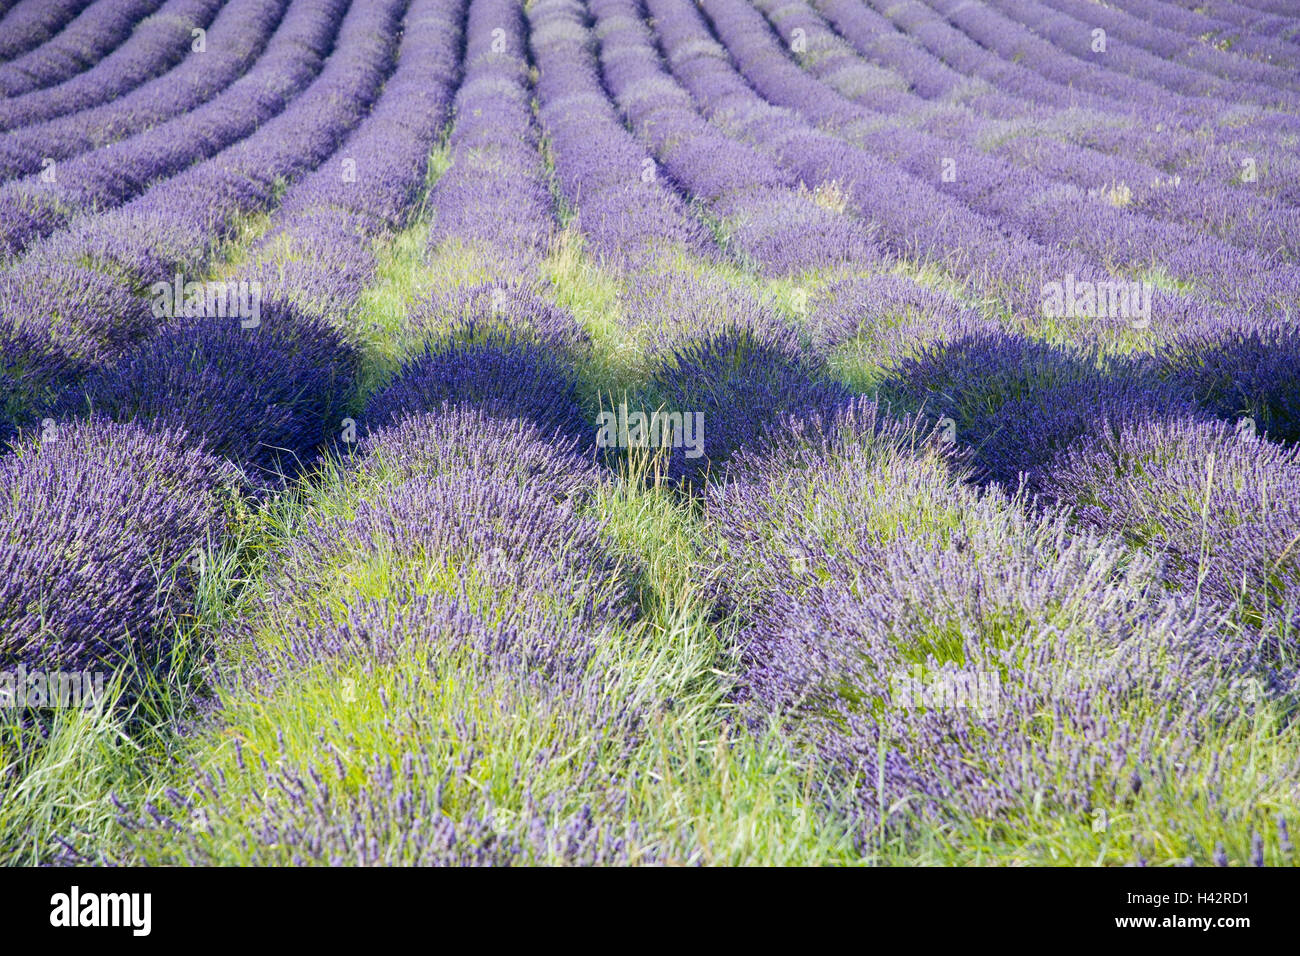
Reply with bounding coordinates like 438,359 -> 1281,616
0,418 -> 235,673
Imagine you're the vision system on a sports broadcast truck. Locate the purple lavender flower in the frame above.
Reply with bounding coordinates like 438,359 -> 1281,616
883,328 -> 1196,489
0,418 -> 235,672
1159,318 -> 1300,445
646,327 -> 853,487
707,402 -> 1243,841
365,333 -> 588,448
1041,415 -> 1300,627
357,405 -> 600,502
60,305 -> 360,479
410,282 -> 590,357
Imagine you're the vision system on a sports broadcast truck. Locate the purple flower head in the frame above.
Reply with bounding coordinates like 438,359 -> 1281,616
809,273 -> 989,357
1043,415 -> 1300,636
1159,317 -> 1300,445
410,281 -> 590,357
357,404 -> 601,502
645,326 -> 852,487
884,328 -> 1196,489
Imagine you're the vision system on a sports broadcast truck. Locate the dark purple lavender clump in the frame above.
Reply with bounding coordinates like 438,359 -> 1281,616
646,327 -> 853,487
0,329 -> 78,449
1,257 -> 155,368
365,333 -> 588,447
0,418 -> 234,672
61,304 -> 360,479
883,328 -> 1197,490
1158,318 -> 1300,445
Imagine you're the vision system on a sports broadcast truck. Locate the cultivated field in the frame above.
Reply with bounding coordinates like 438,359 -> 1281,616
1,0 -> 1299,867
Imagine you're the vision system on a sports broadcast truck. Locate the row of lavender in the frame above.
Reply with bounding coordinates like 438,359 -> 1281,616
0,0 -> 397,435
127,0 -> 657,865
725,4 -> 1298,849
0,0 -> 320,255
788,0 -> 1300,263
2,0 -> 1289,447
377,0 -> 593,445
0,0 -> 464,673
706,401 -> 1299,849
0,0 -> 94,62
703,0 -> 1300,322
0,0 -> 224,133
0,0 -> 163,96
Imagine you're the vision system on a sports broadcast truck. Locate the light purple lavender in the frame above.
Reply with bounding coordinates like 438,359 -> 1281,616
0,418 -> 235,673
0,0 -> 221,132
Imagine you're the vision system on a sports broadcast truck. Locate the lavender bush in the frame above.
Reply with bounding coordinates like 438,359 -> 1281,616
0,418 -> 235,673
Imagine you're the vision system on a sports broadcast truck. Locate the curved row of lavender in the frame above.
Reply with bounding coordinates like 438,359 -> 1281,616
591,0 -> 886,279
0,0 -> 332,254
0,0 -> 161,97
0,0 -> 446,677
0,0 -> 411,440
529,0 -> 712,270
789,0 -> 1300,263
61,0 -> 465,478
0,0 -> 283,176
0,0 -> 1296,865
1135,0 -> 1299,42
0,0 -> 95,63
0,0 -> 222,132
382,0 -> 593,446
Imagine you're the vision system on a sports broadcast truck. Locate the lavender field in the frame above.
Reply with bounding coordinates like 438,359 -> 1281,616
0,0 -> 1298,868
